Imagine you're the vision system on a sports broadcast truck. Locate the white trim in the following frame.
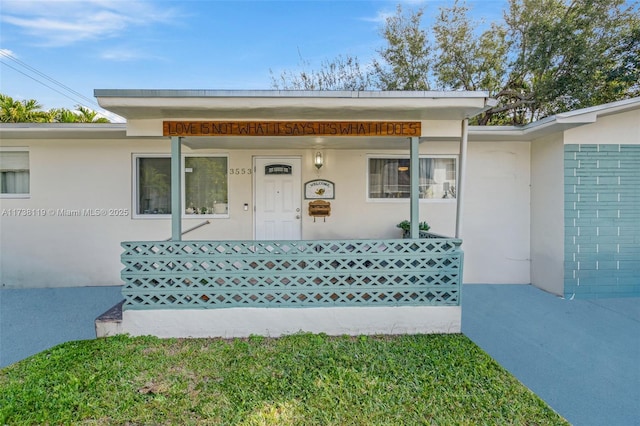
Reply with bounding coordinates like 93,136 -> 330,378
0,194 -> 30,199
95,89 -> 490,98
132,153 -> 230,220
456,119 -> 469,239
0,146 -> 30,152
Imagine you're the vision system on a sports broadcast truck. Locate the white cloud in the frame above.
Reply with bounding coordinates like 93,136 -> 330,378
99,46 -> 164,62
359,0 -> 430,24
360,10 -> 395,24
0,49 -> 18,59
0,0 -> 177,47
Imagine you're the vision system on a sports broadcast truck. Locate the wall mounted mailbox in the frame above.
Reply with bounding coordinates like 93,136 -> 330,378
308,200 -> 331,222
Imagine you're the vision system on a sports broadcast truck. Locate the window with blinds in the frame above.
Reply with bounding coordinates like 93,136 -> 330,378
0,150 -> 29,196
367,156 -> 457,200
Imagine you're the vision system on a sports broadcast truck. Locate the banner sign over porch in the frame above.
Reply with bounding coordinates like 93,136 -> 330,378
163,121 -> 421,137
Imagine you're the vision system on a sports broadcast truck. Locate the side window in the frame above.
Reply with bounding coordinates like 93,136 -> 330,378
368,156 -> 457,200
0,149 -> 30,197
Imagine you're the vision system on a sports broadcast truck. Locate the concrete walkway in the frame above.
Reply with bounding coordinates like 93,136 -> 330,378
0,286 -> 123,368
1,284 -> 638,425
462,284 -> 640,426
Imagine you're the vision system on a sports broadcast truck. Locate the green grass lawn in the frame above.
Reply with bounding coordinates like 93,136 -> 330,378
1,333 -> 568,425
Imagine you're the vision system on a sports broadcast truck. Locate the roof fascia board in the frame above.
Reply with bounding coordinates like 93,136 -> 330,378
0,123 -> 126,130
0,123 -> 127,139
469,116 -> 559,141
470,97 -> 640,140
94,89 -> 490,99
556,97 -> 640,123
95,91 -> 494,122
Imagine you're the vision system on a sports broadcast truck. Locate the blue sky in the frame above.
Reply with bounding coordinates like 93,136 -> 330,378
0,0 -> 507,119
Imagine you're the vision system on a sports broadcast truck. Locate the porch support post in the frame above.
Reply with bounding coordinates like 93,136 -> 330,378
171,136 -> 182,241
410,136 -> 420,239
455,119 -> 469,239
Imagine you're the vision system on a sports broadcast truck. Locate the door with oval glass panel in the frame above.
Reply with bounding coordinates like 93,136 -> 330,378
253,157 -> 302,240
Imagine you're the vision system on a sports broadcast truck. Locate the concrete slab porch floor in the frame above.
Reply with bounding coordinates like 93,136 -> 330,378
1,284 -> 638,426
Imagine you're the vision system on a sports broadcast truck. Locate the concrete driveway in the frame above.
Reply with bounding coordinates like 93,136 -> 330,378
1,284 -> 638,426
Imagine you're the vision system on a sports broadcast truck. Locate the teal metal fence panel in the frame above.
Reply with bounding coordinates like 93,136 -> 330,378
121,238 -> 463,310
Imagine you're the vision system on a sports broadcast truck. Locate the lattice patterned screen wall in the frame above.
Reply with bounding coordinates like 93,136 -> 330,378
121,238 -> 463,309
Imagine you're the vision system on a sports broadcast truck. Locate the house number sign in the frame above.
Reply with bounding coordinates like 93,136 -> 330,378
305,179 -> 335,199
229,168 -> 251,175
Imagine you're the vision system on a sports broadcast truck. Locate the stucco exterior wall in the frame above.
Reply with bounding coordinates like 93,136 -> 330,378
564,109 -> 640,146
2,138 -> 133,288
119,306 -> 462,338
1,136 -> 532,288
302,143 -> 459,241
462,141 -> 532,284
530,134 -> 565,296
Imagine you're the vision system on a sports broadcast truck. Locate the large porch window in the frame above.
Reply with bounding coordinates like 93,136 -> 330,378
134,155 -> 228,217
368,156 -> 457,200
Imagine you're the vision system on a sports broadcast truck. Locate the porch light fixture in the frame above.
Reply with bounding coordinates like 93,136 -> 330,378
314,152 -> 324,170
398,166 -> 409,172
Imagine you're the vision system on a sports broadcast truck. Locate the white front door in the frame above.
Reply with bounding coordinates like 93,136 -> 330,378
254,157 -> 302,240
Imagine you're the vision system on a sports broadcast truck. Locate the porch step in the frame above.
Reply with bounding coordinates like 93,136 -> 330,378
95,300 -> 124,338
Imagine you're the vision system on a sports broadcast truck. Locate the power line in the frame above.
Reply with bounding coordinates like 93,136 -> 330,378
0,50 -> 98,107
0,51 -> 117,118
0,59 -> 92,108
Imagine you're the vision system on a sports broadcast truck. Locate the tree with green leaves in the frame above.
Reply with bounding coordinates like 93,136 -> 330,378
271,0 -> 639,125
431,1 -> 512,124
0,93 -> 110,123
433,2 -> 507,93
436,0 -> 640,124
504,0 -> 639,120
372,5 -> 432,90
72,106 -> 110,123
46,108 -> 79,123
270,54 -> 371,91
0,94 -> 48,123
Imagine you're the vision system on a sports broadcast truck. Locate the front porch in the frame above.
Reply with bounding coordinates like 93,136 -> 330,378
92,90 -> 495,337
118,235 -> 463,336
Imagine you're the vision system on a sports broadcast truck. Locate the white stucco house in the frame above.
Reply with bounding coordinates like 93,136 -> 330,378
1,91 -> 638,337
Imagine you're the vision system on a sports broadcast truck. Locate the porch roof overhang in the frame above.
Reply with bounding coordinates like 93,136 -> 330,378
93,90 -> 494,149
3,96 -> 637,145
94,89 -> 493,121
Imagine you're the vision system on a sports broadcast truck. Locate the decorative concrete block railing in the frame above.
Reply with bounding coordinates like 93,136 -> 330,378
400,230 -> 448,239
121,238 -> 463,310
